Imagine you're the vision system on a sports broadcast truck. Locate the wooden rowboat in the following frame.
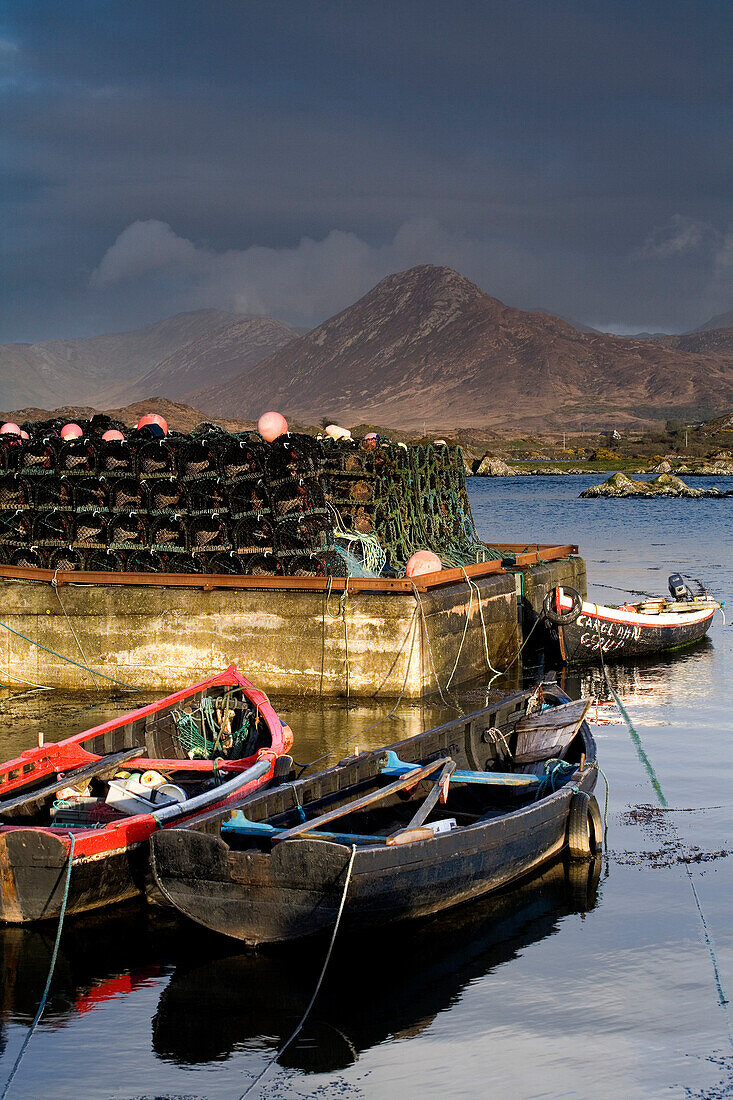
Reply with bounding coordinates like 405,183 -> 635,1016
0,665 -> 292,923
150,684 -> 600,946
543,581 -> 719,664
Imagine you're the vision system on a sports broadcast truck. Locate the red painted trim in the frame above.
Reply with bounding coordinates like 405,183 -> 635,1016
0,666 -> 291,859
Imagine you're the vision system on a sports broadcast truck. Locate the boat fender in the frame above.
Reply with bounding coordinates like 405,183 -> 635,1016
567,791 -> 603,859
543,585 -> 583,625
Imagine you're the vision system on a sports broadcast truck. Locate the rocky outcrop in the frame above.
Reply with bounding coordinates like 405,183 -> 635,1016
474,455 -> 517,476
580,472 -> 725,498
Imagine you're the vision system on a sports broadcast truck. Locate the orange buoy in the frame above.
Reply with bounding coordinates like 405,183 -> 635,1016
257,411 -> 288,442
19,430 -> 29,440
0,422 -> 21,436
137,413 -> 168,437
405,550 -> 442,577
60,423 -> 83,439
101,429 -> 125,442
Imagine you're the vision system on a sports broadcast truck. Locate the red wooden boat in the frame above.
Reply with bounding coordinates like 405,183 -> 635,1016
0,665 -> 292,923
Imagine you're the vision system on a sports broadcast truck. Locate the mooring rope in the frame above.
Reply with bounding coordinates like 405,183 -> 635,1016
238,844 -> 358,1098
51,570 -> 101,692
0,834 -> 76,1100
0,618 -> 140,691
594,613 -> 732,1039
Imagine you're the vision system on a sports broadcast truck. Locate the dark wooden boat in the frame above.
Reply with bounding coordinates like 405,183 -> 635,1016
0,666 -> 293,923
543,581 -> 719,664
150,684 -> 601,946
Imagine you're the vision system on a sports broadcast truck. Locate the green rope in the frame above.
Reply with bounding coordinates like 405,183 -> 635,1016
0,618 -> 140,691
1,834 -> 76,1100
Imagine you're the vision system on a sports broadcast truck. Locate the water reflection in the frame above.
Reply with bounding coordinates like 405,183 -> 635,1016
152,857 -> 601,1074
0,859 -> 600,1075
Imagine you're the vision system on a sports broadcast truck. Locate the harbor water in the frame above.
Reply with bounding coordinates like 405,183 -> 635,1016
1,473 -> 732,1099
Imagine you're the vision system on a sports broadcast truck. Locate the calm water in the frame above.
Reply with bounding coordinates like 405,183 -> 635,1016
1,473 -> 732,1100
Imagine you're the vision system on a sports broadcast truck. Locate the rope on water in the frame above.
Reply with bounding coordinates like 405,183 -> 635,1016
598,630 -> 731,1038
0,618 -> 141,691
238,844 -> 358,1098
0,834 -> 76,1100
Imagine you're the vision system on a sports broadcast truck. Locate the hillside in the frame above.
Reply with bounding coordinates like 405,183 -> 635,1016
194,266 -> 733,431
0,310 -> 299,410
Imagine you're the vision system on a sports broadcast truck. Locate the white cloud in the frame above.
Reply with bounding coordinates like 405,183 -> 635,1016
89,217 -> 498,326
635,214 -> 717,260
90,219 -> 202,286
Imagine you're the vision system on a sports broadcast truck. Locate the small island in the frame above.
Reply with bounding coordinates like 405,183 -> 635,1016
579,472 -> 728,499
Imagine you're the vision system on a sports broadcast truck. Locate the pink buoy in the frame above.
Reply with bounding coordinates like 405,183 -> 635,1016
405,550 -> 442,578
363,432 -> 378,450
60,423 -> 83,439
0,422 -> 21,436
257,411 -> 288,442
101,429 -> 125,442
137,413 -> 168,437
20,430 -> 29,440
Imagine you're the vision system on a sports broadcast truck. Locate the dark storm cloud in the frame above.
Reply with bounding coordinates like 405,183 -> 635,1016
1,0 -> 732,341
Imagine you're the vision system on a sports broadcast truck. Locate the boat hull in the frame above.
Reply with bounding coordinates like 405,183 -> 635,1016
0,668 -> 291,923
151,688 -> 598,946
151,784 -> 591,945
551,603 -> 715,663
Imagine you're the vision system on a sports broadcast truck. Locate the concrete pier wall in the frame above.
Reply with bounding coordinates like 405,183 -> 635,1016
0,550 -> 585,697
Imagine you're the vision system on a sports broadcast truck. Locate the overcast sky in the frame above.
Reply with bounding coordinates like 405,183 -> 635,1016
1,0 -> 732,342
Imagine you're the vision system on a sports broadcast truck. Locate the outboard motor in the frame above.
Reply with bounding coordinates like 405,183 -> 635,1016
668,573 -> 692,601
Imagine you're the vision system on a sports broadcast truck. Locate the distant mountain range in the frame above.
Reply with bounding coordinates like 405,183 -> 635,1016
0,310 -> 299,410
194,266 -> 733,430
1,267 -> 731,431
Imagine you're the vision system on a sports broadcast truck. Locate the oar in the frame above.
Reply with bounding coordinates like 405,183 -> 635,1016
393,759 -> 456,836
273,757 -> 452,843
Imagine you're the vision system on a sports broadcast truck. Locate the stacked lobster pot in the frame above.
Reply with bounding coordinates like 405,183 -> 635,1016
0,420 -> 345,577
320,437 -> 496,573
266,433 -> 346,577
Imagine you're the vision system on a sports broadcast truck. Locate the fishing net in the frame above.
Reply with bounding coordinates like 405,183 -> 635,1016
108,512 -> 148,547
110,477 -> 149,512
0,475 -> 31,510
186,515 -> 231,551
8,546 -> 46,568
171,692 -> 261,760
99,440 -> 134,475
33,510 -> 73,545
58,439 -> 97,474
136,439 -> 178,477
73,477 -> 109,511
232,514 -> 275,553
71,512 -> 107,547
